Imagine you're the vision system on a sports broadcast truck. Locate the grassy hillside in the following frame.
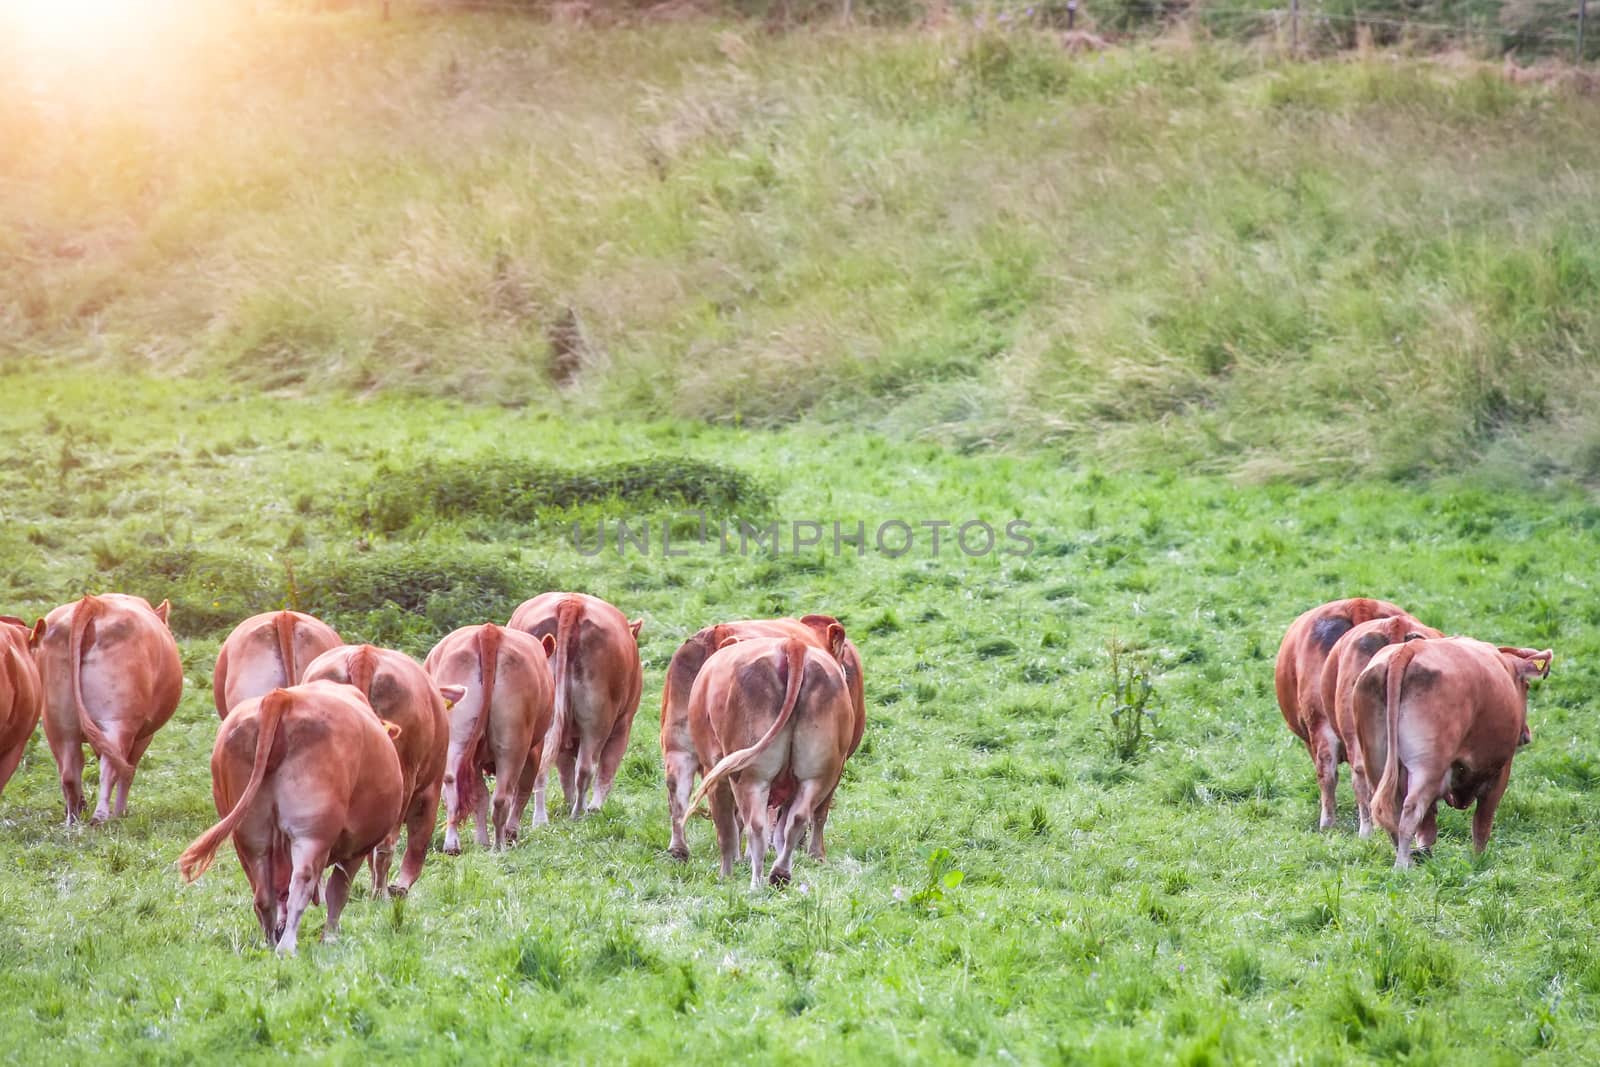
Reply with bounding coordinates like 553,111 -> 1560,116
1,366 -> 1598,1061
5,9 -> 1600,480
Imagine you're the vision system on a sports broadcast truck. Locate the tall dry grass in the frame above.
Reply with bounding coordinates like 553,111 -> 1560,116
4,6 -> 1600,479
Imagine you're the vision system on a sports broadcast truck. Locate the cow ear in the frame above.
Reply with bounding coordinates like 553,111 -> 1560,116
717,636 -> 740,651
826,623 -> 846,660
439,684 -> 467,709
541,633 -> 557,658
29,619 -> 46,650
629,618 -> 644,641
1503,647 -> 1552,679
154,599 -> 172,624
382,720 -> 403,741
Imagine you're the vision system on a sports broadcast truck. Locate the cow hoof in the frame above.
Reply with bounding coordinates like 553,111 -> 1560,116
667,846 -> 689,863
769,869 -> 791,888
443,843 -> 460,856
387,884 -> 408,900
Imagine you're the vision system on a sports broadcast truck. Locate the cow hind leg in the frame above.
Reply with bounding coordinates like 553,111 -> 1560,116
532,767 -> 549,828
442,775 -> 468,855
113,734 -> 155,818
90,754 -> 120,825
591,715 -> 632,811
391,785 -> 440,896
0,740 -> 27,798
1472,768 -> 1512,855
369,830 -> 398,896
323,860 -> 357,943
507,756 -> 542,846
555,750 -> 578,817
242,848 -> 277,946
51,737 -> 85,825
736,781 -> 773,891
807,787 -> 837,861
1392,768 -> 1445,870
276,838 -> 331,957
570,735 -> 600,819
1348,754 -> 1376,839
1312,726 -> 1341,831
709,781 -> 739,879
1414,803 -> 1439,854
492,750 -> 531,850
663,752 -> 697,862
771,781 -> 822,887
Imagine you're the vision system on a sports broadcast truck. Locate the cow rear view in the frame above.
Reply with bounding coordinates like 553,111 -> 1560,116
34,594 -> 183,824
302,643 -> 453,897
1354,637 -> 1550,868
508,593 -> 642,818
212,610 -> 342,718
688,637 -> 855,889
660,614 -> 862,862
179,681 -> 405,956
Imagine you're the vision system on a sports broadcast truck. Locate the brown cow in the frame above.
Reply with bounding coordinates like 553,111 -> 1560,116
1274,597 -> 1411,829
302,644 -> 456,897
1355,637 -> 1551,868
33,594 -> 182,824
212,611 -> 342,718
507,593 -> 642,819
423,624 -> 555,852
661,615 -> 864,862
0,616 -> 44,798
179,681 -> 404,955
1318,614 -> 1444,837
688,637 -> 856,889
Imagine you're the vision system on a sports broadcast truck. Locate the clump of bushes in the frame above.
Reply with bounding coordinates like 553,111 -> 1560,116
355,456 -> 774,535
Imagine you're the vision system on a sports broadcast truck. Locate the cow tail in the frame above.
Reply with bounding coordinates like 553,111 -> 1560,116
348,644 -> 380,697
454,625 -> 502,814
179,688 -> 290,882
690,639 -> 805,810
274,611 -> 299,685
1369,642 -> 1421,833
536,599 -> 581,782
69,596 -> 133,780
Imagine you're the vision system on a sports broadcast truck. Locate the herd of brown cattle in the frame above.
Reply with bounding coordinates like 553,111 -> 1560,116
0,589 -> 1553,953
0,592 -> 864,954
1275,597 -> 1551,867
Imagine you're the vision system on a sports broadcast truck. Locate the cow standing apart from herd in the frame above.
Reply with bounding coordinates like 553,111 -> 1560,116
1276,597 -> 1551,867
0,583 -> 1556,952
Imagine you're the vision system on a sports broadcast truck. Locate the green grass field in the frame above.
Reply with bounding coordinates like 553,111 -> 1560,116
4,6 -> 1600,1064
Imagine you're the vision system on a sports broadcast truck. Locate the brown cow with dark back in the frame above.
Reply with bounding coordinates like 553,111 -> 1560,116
1355,637 -> 1550,868
661,615 -> 863,862
1274,597 -> 1411,829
